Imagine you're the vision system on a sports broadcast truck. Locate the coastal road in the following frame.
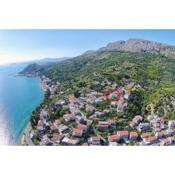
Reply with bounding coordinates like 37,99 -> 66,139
24,124 -> 34,146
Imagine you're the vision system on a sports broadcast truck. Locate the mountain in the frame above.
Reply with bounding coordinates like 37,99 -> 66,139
99,38 -> 175,57
35,57 -> 70,64
20,38 -> 175,146
20,38 -> 175,82
18,57 -> 70,76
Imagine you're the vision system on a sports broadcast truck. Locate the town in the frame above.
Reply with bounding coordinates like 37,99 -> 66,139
21,76 -> 175,146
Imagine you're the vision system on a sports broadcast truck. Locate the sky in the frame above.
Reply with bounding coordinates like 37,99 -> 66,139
1,29 -> 175,65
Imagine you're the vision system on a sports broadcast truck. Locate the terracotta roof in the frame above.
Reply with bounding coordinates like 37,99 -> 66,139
117,131 -> 129,136
78,124 -> 87,130
141,132 -> 152,138
91,136 -> 100,141
50,125 -> 58,130
130,132 -> 138,137
73,128 -> 83,134
145,136 -> 157,142
52,133 -> 64,139
108,135 -> 120,142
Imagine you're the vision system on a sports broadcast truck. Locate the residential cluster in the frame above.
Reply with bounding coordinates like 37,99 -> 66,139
24,78 -> 175,146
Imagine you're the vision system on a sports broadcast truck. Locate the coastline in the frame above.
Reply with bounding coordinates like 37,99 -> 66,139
20,123 -> 35,146
19,76 -> 47,145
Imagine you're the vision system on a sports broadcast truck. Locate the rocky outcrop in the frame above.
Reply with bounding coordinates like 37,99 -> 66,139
100,38 -> 175,58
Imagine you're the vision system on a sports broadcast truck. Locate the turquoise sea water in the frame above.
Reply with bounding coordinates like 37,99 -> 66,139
0,64 -> 44,145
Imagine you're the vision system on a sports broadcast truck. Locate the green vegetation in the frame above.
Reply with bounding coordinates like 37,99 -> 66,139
22,50 -> 175,120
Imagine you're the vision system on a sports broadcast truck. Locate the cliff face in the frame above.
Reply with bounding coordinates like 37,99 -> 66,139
100,39 -> 175,57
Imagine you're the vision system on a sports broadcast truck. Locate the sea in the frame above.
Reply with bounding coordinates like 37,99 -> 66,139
0,63 -> 44,145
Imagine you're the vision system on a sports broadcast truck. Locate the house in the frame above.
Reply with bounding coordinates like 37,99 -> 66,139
134,115 -> 143,122
160,137 -> 175,146
155,131 -> 164,139
117,131 -> 129,141
108,119 -> 117,126
95,111 -> 104,117
163,129 -> 174,137
77,124 -> 88,133
50,124 -> 58,131
86,119 -> 93,126
62,105 -> 69,110
86,105 -> 96,113
81,142 -> 89,146
68,95 -> 77,103
124,92 -> 130,100
149,116 -> 165,131
51,133 -> 65,143
72,128 -> 83,137
58,124 -> 69,133
168,120 -> 175,130
130,121 -> 137,128
40,110 -> 48,119
63,114 -> 75,122
142,136 -> 159,145
62,137 -> 79,146
54,119 -> 61,127
41,135 -> 49,144
147,114 -> 158,122
152,122 -> 164,132
130,115 -> 143,128
37,119 -> 44,126
108,134 -> 120,143
57,99 -> 66,105
111,101 -> 118,108
137,123 -> 151,132
45,141 -> 54,146
141,132 -> 152,139
103,109 -> 110,113
98,121 -> 109,130
109,93 -> 118,100
37,120 -> 45,130
117,103 -> 125,112
75,115 -> 85,124
130,132 -> 138,141
109,142 -> 118,146
79,103 -> 85,110
88,136 -> 101,145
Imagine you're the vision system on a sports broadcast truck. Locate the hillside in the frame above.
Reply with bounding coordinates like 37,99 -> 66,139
20,39 -> 175,118
20,39 -> 175,146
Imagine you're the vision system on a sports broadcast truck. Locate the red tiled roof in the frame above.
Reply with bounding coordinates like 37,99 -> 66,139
141,132 -> 152,138
108,135 -> 120,142
145,136 -> 157,142
73,128 -> 83,134
117,131 -> 129,136
52,133 -> 64,139
130,132 -> 138,137
50,125 -> 58,130
78,124 -> 87,130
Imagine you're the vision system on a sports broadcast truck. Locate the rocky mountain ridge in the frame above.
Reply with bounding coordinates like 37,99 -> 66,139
99,38 -> 175,57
